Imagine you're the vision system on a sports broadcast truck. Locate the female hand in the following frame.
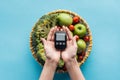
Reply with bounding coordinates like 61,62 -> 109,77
61,26 -> 78,63
61,26 -> 85,80
41,26 -> 60,64
40,26 -> 85,80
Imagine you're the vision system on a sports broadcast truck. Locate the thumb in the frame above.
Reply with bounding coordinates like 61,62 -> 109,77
40,38 -> 46,45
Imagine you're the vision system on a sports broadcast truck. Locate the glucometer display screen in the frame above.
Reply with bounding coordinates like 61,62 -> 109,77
56,33 -> 65,41
55,31 -> 67,50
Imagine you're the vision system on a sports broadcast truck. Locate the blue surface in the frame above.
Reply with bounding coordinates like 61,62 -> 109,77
0,0 -> 120,80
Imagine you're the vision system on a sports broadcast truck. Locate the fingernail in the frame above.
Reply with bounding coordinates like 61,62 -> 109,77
55,26 -> 57,28
57,28 -> 59,31
65,26 -> 67,30
60,28 -> 63,31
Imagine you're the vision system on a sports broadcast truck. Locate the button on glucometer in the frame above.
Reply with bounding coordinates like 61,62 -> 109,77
59,42 -> 62,45
63,42 -> 65,45
56,42 -> 59,45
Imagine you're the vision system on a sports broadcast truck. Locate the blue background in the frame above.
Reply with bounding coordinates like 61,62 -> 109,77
0,0 -> 120,80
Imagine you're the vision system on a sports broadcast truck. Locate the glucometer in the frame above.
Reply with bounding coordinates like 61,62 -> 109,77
54,31 -> 67,50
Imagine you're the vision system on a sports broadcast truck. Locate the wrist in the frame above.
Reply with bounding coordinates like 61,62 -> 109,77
65,58 -> 79,69
40,59 -> 57,80
62,54 -> 76,64
45,55 -> 60,65
64,57 -> 76,63
64,58 -> 85,80
45,59 -> 58,67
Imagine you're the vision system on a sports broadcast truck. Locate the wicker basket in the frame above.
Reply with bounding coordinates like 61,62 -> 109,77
30,10 -> 92,73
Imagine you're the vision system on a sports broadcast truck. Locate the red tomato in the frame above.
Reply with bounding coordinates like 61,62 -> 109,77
79,56 -> 83,60
84,36 -> 90,42
75,35 -> 79,41
69,25 -> 74,31
73,16 -> 79,23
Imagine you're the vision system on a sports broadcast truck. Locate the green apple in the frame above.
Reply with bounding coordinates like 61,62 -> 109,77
74,24 -> 87,38
58,59 -> 64,68
57,13 -> 73,26
77,39 -> 86,52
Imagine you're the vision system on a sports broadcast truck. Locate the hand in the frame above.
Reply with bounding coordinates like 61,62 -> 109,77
61,26 -> 78,63
41,26 -> 60,64
61,26 -> 85,80
40,26 -> 85,80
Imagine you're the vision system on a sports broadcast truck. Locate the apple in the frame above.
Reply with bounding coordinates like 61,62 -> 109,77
57,13 -> 73,26
58,59 -> 64,68
77,39 -> 86,52
73,24 -> 87,38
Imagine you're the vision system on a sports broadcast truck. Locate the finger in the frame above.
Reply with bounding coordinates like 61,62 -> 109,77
62,26 -> 66,31
62,26 -> 69,40
54,26 -> 58,32
47,27 -> 55,41
52,27 -> 60,40
73,36 -> 77,47
40,38 -> 46,45
65,27 -> 72,40
60,28 -> 63,31
57,27 -> 59,31
59,26 -> 63,31
51,26 -> 57,41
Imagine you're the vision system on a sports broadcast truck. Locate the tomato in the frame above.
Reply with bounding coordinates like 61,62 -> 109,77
75,35 -> 79,41
73,16 -> 79,23
84,36 -> 90,42
69,25 -> 74,31
79,56 -> 83,60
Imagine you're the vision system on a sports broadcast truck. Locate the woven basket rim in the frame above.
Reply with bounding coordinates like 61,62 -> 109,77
30,9 -> 93,73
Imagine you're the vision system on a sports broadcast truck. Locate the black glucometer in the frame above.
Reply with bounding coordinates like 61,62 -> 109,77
54,31 -> 67,50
